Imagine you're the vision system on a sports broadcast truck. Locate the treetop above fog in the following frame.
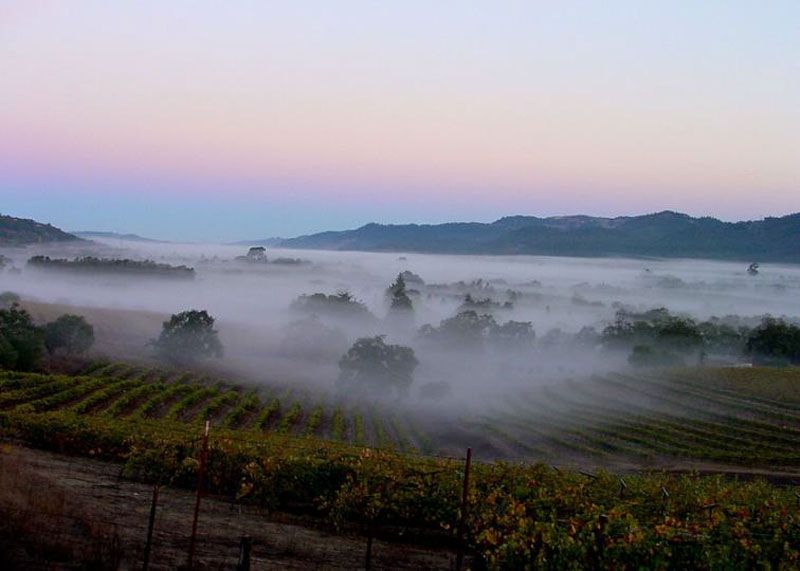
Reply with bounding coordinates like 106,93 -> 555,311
27,256 -> 195,279
152,309 -> 224,363
337,335 -> 418,398
291,291 -> 375,322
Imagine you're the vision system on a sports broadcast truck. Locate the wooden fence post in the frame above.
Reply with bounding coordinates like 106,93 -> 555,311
187,420 -> 210,569
455,447 -> 472,571
142,484 -> 160,571
237,535 -> 252,571
364,524 -> 374,570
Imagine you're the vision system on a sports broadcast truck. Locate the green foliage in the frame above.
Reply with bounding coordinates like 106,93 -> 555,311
152,309 -> 223,363
489,320 -> 536,349
603,308 -> 708,356
0,403 -> 797,569
290,291 -> 374,322
0,291 -> 21,308
1,365 -> 800,567
419,310 -> 497,349
698,320 -> 749,356
44,314 -> 95,355
747,317 -> 800,365
27,255 -> 194,278
338,336 -> 418,398
0,304 -> 45,371
387,273 -> 413,311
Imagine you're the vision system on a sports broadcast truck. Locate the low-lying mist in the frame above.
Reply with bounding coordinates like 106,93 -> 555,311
3,238 -> 800,416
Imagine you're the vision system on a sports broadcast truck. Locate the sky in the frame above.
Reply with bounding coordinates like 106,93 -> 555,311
1,1 -> 799,242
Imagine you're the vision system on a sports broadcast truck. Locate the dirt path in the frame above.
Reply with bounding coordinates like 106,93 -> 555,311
0,445 -> 458,570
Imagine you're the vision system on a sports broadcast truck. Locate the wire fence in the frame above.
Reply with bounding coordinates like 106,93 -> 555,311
1,420 -> 799,570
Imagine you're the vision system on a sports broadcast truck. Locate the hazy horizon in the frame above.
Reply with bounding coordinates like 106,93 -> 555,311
1,207 -> 797,247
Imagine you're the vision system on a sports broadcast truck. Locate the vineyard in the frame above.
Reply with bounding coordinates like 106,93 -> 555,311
0,362 -> 428,452
465,367 -> 800,470
0,364 -> 799,567
1,364 -> 799,470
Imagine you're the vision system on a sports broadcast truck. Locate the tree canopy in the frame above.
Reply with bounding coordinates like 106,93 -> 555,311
152,310 -> 223,363
387,274 -> 413,312
338,336 -> 418,398
746,318 -> 800,365
0,304 -> 45,371
44,314 -> 95,356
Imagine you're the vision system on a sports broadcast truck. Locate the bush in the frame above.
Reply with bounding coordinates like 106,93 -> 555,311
45,315 -> 95,355
0,305 -> 45,371
746,318 -> 800,365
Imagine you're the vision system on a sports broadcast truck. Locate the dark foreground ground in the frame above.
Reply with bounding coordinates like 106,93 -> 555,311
0,445 -> 457,570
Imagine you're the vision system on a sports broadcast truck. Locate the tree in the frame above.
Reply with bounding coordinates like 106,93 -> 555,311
338,336 -> 418,398
419,310 -> 497,349
654,316 -> 704,352
291,291 -> 375,323
0,304 -> 45,371
152,310 -> 223,363
601,308 -> 703,355
489,320 -> 535,350
387,274 -> 413,312
247,246 -> 267,262
44,314 -> 95,355
746,318 -> 800,365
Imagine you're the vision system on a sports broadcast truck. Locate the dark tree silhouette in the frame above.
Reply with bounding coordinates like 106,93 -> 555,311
387,273 -> 413,312
152,310 -> 223,363
338,336 -> 418,398
45,314 -> 95,355
747,318 -> 800,365
0,304 -> 45,371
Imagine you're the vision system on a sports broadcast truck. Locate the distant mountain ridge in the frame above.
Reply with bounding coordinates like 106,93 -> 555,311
279,211 -> 800,262
228,237 -> 284,247
0,214 -> 82,245
72,231 -> 164,243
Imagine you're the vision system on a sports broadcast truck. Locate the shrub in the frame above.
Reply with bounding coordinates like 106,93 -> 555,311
45,315 -> 95,355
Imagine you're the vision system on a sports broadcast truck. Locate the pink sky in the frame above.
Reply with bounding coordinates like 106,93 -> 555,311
1,1 -> 798,240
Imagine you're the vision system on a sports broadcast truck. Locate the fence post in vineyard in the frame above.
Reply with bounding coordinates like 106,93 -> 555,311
455,447 -> 472,571
364,523 -> 374,570
236,535 -> 252,571
187,420 -> 210,569
142,483 -> 160,571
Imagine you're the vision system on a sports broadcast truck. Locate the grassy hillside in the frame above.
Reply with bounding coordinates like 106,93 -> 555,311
0,214 -> 82,245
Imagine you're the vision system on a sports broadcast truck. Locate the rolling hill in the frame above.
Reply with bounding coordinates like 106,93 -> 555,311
72,231 -> 163,243
279,211 -> 800,262
0,214 -> 83,245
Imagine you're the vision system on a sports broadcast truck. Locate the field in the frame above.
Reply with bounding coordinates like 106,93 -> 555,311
2,364 -> 800,471
468,367 -> 800,471
1,364 -> 800,568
